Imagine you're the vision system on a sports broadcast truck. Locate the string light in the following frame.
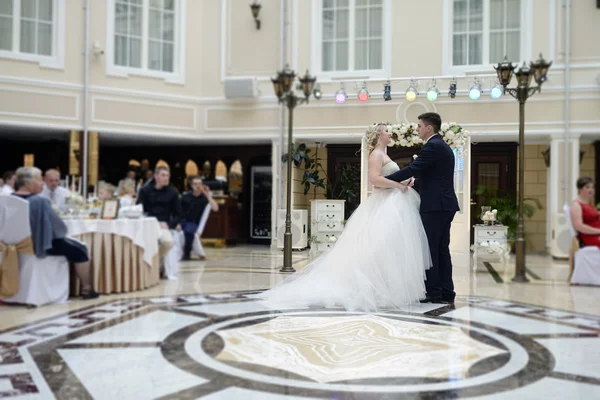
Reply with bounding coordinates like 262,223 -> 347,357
405,79 -> 418,101
490,81 -> 503,99
383,81 -> 392,101
335,84 -> 347,104
357,82 -> 369,102
426,78 -> 439,102
469,78 -> 482,100
449,79 -> 457,98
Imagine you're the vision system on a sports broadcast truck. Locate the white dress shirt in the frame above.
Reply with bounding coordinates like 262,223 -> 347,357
0,185 -> 13,195
40,185 -> 70,211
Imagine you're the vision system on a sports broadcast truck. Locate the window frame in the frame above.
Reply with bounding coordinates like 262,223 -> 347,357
442,0 -> 532,76
105,0 -> 186,84
311,0 -> 392,81
0,0 -> 65,69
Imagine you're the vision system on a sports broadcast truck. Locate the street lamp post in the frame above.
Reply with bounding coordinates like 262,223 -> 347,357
494,54 -> 552,282
271,66 -> 318,273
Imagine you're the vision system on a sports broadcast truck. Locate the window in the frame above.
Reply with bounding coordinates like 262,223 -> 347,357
448,0 -> 527,72
0,0 -> 64,68
107,0 -> 185,83
314,0 -> 390,78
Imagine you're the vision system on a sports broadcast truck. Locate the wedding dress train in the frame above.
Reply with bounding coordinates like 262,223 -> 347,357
259,161 -> 431,312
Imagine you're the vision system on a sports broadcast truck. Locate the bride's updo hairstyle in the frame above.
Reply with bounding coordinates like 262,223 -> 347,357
366,122 -> 390,154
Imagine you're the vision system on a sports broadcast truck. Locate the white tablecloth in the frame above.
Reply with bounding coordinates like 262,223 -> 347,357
64,217 -> 161,267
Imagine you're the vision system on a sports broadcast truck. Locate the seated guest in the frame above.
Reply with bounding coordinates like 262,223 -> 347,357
570,177 -> 600,248
12,167 -> 99,299
117,167 -> 138,193
40,169 -> 70,211
98,183 -> 116,201
136,166 -> 181,278
1,171 -> 15,195
118,179 -> 136,207
180,176 -> 219,260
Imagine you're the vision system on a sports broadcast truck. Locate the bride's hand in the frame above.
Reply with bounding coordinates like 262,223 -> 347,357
397,183 -> 408,193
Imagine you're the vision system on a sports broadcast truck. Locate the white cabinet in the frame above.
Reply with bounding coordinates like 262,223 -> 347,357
472,225 -> 509,264
310,200 -> 345,253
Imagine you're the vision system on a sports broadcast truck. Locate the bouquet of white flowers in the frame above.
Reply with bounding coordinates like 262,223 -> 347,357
388,122 -> 468,152
482,209 -> 498,225
64,192 -> 85,216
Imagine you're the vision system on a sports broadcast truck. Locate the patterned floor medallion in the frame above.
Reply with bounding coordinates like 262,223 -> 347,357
1,292 -> 599,399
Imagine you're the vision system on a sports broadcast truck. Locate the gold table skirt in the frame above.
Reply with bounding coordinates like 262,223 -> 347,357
72,232 -> 159,294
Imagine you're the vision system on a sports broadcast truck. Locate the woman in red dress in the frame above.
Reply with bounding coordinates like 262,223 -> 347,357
570,177 -> 600,248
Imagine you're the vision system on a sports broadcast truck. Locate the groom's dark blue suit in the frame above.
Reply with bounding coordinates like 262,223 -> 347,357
385,134 -> 459,301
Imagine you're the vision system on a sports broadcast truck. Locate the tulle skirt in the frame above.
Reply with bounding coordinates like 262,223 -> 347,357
259,187 -> 432,312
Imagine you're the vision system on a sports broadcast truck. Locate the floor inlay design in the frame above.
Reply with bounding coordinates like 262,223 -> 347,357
1,292 -> 599,399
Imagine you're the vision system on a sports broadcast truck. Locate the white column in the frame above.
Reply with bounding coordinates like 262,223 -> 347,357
569,134 -> 580,202
550,137 -> 561,215
546,144 -> 552,249
271,139 -> 281,248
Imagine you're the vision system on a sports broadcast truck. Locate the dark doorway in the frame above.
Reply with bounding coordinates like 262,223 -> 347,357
326,144 -> 418,219
470,142 -> 518,243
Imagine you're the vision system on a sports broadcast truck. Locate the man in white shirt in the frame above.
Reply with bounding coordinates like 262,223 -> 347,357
1,171 -> 15,195
40,169 -> 70,211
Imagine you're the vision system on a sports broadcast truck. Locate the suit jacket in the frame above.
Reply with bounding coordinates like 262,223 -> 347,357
386,135 -> 460,213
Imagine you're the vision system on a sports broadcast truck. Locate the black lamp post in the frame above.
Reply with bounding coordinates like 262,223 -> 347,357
271,66 -> 318,272
494,54 -> 552,282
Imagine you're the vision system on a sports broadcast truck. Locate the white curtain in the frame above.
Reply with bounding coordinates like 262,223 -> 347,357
115,0 -> 142,68
354,0 -> 382,70
0,1 -> 13,50
114,0 -> 175,72
322,0 -> 383,72
148,0 -> 174,72
452,0 -> 483,65
489,0 -> 520,63
453,0 -> 520,66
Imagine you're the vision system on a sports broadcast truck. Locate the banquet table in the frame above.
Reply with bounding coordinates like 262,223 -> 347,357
64,217 -> 162,294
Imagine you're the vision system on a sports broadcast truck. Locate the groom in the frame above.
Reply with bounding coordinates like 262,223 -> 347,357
386,112 -> 459,304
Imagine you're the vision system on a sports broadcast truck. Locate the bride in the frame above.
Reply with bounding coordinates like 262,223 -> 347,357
259,123 -> 432,312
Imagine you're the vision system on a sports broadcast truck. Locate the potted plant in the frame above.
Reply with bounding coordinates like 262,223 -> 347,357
473,185 -> 543,248
282,143 -> 328,198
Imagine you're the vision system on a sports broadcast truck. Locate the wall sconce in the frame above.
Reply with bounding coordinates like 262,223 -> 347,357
541,146 -> 585,167
250,1 -> 261,30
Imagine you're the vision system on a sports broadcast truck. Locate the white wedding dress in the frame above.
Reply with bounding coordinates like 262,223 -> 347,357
259,161 -> 432,312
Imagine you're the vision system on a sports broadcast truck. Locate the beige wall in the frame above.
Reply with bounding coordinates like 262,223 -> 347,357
0,0 -> 598,141
1,0 -> 599,251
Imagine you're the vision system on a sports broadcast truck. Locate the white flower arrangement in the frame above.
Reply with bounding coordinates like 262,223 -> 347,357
65,192 -> 85,206
388,122 -> 469,151
482,209 -> 498,224
471,240 -> 510,256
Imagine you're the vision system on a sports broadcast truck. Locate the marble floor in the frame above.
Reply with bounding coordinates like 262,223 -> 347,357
1,246 -> 599,399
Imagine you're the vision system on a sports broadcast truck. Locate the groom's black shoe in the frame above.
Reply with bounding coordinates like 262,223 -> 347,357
419,296 -> 443,304
441,295 -> 456,305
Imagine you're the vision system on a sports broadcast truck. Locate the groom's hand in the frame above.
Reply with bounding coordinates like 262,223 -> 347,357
408,177 -> 415,187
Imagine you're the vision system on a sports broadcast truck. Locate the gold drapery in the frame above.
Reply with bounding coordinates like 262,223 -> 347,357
0,237 -> 34,297
23,154 -> 34,167
88,131 -> 99,186
69,130 -> 82,176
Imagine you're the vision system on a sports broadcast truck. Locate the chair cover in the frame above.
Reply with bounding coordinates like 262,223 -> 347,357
564,204 -> 600,286
0,196 -> 69,306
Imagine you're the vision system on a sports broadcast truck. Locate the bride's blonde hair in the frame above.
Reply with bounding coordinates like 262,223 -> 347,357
366,122 -> 391,154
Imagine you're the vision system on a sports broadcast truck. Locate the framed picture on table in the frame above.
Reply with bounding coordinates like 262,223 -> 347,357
101,199 -> 120,220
